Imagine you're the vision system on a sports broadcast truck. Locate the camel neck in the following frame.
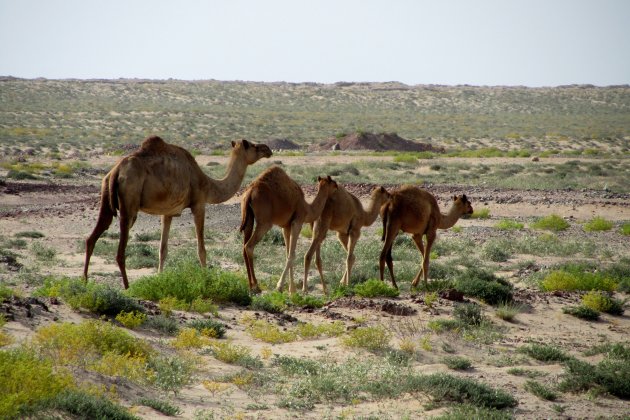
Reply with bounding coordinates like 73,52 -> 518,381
205,151 -> 248,203
305,189 -> 331,223
363,196 -> 384,226
438,205 -> 461,229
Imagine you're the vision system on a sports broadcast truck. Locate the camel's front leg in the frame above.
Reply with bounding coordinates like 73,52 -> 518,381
158,215 -> 173,272
192,205 -> 207,268
304,221 -> 328,294
420,231 -> 437,288
277,222 -> 302,294
243,221 -> 271,294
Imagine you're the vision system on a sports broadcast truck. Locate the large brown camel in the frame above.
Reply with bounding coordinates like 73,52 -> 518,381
240,166 -> 338,294
303,185 -> 391,294
379,186 -> 473,289
83,136 -> 272,289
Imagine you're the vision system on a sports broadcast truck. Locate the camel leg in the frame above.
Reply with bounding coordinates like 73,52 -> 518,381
411,233 -> 426,287
158,215 -> 172,273
243,221 -> 271,294
116,210 -> 132,289
343,230 -> 360,287
277,221 -> 301,294
241,216 -> 255,292
303,221 -> 328,294
421,230 -> 437,288
379,225 -> 399,289
83,201 -> 114,281
336,232 -> 350,285
281,227 -> 294,289
192,205 -> 207,268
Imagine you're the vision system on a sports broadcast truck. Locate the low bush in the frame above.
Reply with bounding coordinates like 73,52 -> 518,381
482,241 -> 511,262
0,348 -> 74,418
454,303 -> 485,326
495,302 -> 525,322
524,380 -> 557,401
541,270 -> 617,292
146,354 -> 195,394
188,318 -> 227,338
353,279 -> 400,298
136,398 -> 182,416
289,293 -> 326,309
341,325 -> 391,351
581,291 -> 625,315
251,291 -> 287,314
145,315 -> 179,335
172,328 -> 211,349
38,389 -> 139,420
562,305 -> 600,321
128,255 -> 251,306
560,356 -> 630,398
442,355 -> 472,370
245,319 -> 297,344
495,219 -> 524,230
620,222 -> 630,236
583,216 -> 613,232
454,268 -> 513,305
530,214 -> 570,231
470,208 -> 491,219
208,341 -> 262,368
115,310 -> 147,329
432,404 -> 513,420
518,343 -> 571,363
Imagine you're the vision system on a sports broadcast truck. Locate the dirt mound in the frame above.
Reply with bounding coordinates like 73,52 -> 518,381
309,132 -> 445,153
265,138 -> 301,150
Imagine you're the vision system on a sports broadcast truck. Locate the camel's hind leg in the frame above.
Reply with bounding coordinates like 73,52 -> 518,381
420,230 -> 436,288
303,221 -> 328,294
341,229 -> 360,287
411,233 -> 426,287
243,220 -> 271,294
158,215 -> 172,272
116,209 -> 134,289
277,221 -> 302,294
83,200 -> 114,281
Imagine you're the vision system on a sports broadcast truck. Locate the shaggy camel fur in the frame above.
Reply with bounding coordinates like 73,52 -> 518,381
379,186 -> 473,289
303,185 -> 391,294
240,166 -> 338,294
84,136 -> 272,289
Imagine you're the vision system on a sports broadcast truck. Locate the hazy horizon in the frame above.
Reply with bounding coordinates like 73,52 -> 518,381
1,0 -> 629,87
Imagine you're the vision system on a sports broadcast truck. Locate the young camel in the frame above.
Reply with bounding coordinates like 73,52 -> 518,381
379,186 -> 473,289
303,185 -> 391,294
240,166 -> 338,294
84,136 -> 272,289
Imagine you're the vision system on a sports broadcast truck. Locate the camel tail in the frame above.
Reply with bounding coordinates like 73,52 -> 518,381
239,192 -> 254,233
106,167 -> 120,216
381,202 -> 390,241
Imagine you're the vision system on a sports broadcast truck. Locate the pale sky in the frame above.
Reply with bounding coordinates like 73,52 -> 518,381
1,0 -> 628,86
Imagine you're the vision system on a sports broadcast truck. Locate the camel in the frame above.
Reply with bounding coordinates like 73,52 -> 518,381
83,135 -> 272,289
303,185 -> 391,294
240,166 -> 338,294
379,186 -> 473,289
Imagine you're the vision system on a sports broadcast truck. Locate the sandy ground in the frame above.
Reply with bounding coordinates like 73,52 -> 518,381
1,154 -> 629,419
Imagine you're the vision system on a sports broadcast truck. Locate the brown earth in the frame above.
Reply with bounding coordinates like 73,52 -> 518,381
309,132 -> 445,153
1,154 -> 629,419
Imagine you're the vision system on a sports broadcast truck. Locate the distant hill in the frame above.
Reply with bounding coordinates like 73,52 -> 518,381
0,78 -> 628,149
310,132 -> 444,152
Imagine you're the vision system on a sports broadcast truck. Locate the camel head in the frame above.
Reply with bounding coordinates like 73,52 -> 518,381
453,194 -> 474,217
316,175 -> 339,196
231,139 -> 273,164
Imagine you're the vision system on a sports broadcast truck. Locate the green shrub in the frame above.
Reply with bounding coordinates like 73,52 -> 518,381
454,268 -> 513,305
581,291 -> 625,315
524,380 -> 557,401
289,293 -> 326,309
31,242 -> 56,261
353,279 -> 400,298
606,258 -> 630,292
560,357 -> 630,398
431,404 -> 513,420
136,398 -> 182,416
0,348 -> 73,418
145,315 -> 179,336
495,219 -> 524,230
147,354 -> 195,394
530,214 -> 569,231
583,216 -> 613,232
251,291 -> 287,313
15,231 -> 45,238
519,344 -> 571,363
115,310 -> 147,329
341,325 -> 391,351
482,241 -> 511,262
562,305 -> 600,321
454,303 -> 485,326
39,389 -> 139,420
442,355 -> 472,370
620,222 -> 630,236
128,256 -> 251,306
495,302 -> 525,322
188,318 -> 227,338
541,270 -> 616,292
470,208 -> 490,219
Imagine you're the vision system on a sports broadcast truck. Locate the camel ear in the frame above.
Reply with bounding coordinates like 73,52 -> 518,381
231,140 -> 236,148
327,175 -> 332,182
462,194 -> 468,202
317,176 -> 322,182
242,139 -> 250,149
453,195 -> 457,201
379,186 -> 386,193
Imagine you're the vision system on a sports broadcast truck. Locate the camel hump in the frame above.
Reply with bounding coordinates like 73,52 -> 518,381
139,136 -> 168,153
